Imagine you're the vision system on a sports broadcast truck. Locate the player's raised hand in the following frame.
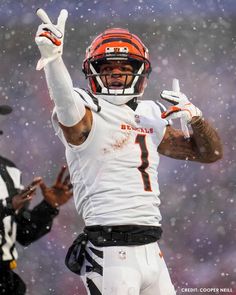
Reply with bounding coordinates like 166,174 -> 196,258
35,8 -> 68,70
160,79 -> 202,138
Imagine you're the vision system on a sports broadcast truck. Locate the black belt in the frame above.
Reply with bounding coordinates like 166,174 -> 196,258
84,225 -> 163,247
65,225 -> 163,275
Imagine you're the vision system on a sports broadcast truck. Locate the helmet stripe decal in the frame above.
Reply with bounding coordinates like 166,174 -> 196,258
93,37 -> 143,55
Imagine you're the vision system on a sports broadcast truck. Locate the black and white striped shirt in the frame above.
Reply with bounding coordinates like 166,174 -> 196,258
0,155 -> 59,263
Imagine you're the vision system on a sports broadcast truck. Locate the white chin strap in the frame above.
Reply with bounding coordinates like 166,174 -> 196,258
93,92 -> 142,105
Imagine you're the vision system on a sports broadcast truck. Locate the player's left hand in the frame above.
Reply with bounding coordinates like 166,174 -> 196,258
160,90 -> 202,123
39,166 -> 73,208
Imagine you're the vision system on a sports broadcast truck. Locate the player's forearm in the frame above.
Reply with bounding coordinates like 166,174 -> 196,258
44,57 -> 86,126
190,117 -> 223,163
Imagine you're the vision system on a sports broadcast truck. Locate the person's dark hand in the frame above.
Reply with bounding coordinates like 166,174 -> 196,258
39,166 -> 73,208
12,177 -> 42,211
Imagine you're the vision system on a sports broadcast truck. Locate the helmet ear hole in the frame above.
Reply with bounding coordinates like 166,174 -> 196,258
129,60 -> 142,73
91,60 -> 104,73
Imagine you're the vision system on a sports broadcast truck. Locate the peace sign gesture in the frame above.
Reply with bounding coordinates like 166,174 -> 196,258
35,9 -> 68,70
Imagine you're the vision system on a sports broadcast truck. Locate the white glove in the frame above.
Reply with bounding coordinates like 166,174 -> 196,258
35,9 -> 68,70
160,79 -> 202,138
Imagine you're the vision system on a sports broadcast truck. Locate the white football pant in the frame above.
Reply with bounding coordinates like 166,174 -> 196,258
81,241 -> 176,295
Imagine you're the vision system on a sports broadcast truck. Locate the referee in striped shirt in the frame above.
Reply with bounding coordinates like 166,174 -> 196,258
0,104 -> 73,294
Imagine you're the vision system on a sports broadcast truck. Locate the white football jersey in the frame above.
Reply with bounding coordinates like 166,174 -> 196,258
52,89 -> 168,226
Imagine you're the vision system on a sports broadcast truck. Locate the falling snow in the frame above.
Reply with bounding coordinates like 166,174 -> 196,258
0,0 -> 235,294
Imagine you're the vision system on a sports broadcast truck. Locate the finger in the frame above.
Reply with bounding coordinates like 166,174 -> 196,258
39,181 -> 47,192
172,78 -> 180,93
68,183 -> 73,190
21,189 -> 35,198
21,177 -> 42,197
161,106 -> 181,119
63,174 -> 70,185
64,190 -> 73,199
56,166 -> 67,184
162,110 -> 186,121
38,31 -> 62,46
57,9 -> 68,33
160,90 -> 181,103
35,35 -> 54,47
31,177 -> 43,186
36,8 -> 52,24
22,195 -> 33,201
36,22 -> 63,39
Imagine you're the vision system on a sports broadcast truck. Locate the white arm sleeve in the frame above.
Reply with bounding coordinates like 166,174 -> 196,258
44,57 -> 86,127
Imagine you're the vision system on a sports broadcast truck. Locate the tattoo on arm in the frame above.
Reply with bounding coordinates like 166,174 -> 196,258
158,126 -> 198,161
158,117 -> 223,163
190,117 -> 223,162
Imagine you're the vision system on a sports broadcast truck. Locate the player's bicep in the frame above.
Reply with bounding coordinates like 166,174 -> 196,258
158,126 -> 200,161
59,107 -> 93,146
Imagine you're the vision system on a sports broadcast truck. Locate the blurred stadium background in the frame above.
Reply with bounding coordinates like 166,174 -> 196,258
0,0 -> 235,294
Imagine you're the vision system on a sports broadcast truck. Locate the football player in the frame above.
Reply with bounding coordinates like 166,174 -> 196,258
35,9 -> 223,295
0,104 -> 73,294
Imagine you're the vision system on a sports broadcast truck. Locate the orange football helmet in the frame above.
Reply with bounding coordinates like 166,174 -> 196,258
82,28 -> 152,105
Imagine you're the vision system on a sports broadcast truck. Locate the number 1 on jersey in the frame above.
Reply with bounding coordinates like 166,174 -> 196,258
135,134 -> 152,192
